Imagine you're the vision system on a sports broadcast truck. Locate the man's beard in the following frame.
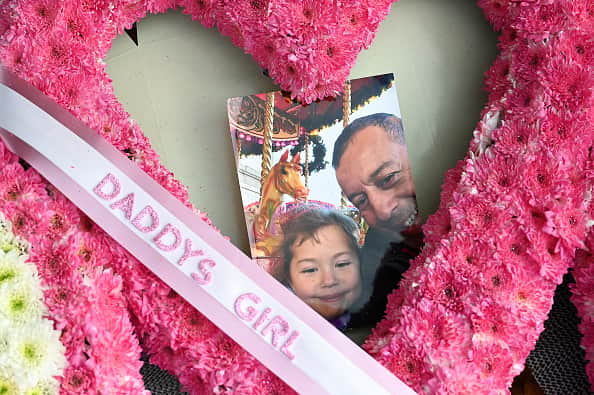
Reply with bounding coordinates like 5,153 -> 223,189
376,201 -> 418,238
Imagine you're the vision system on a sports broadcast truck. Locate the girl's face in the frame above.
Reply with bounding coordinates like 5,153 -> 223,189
288,225 -> 361,319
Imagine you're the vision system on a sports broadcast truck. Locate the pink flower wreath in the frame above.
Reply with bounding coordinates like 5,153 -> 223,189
0,0 -> 593,394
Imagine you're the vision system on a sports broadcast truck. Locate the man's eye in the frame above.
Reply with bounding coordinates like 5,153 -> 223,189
300,268 -> 317,274
336,261 -> 352,268
380,172 -> 398,188
353,195 -> 368,209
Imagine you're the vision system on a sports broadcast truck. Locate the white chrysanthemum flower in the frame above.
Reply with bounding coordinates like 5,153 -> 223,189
0,375 -> 19,395
24,378 -> 60,395
12,238 -> 29,257
0,217 -> 28,257
0,259 -> 21,287
0,214 -> 65,391
0,281 -> 46,325
0,237 -> 14,254
0,217 -> 11,232
0,319 -> 12,368
0,221 -> 14,250
0,251 -> 35,289
11,320 -> 66,389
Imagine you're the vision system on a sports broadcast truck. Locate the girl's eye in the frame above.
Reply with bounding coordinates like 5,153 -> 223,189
336,261 -> 352,268
300,268 -> 317,274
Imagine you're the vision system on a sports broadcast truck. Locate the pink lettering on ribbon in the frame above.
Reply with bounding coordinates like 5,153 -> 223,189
93,173 -> 121,200
190,258 -> 216,285
110,192 -> 135,219
132,205 -> 160,233
253,307 -> 272,330
234,292 -> 261,321
177,238 -> 204,266
153,224 -> 182,251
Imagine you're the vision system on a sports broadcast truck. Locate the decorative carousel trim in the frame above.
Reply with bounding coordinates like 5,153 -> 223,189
0,0 -> 592,394
0,213 -> 66,395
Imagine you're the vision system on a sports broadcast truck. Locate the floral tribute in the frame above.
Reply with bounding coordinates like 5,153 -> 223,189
0,213 -> 67,394
0,154 -> 148,393
0,0 -> 592,395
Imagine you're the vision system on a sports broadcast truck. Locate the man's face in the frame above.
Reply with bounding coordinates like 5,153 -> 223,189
335,125 -> 418,238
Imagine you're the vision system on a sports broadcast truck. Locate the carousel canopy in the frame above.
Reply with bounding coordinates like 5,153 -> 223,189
228,73 -> 394,143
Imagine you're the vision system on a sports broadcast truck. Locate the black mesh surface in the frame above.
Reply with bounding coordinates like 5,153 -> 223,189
140,274 -> 593,394
140,356 -> 185,395
526,273 -> 593,395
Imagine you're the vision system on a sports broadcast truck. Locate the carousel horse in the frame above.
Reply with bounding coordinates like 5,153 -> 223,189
253,150 -> 308,256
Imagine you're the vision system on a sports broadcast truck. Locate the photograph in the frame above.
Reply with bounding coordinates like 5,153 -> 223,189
227,74 -> 422,340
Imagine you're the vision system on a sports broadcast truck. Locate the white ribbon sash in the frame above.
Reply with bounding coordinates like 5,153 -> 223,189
0,67 -> 416,395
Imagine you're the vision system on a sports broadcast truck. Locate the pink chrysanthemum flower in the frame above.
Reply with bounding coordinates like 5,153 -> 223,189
543,58 -> 594,112
490,118 -> 539,156
14,0 -> 61,33
46,193 -> 81,240
179,0 -> 218,28
470,341 -> 515,385
462,151 -> 521,196
420,264 -> 471,313
525,230 -> 567,283
512,40 -> 548,84
470,302 -> 524,351
508,279 -> 556,324
503,83 -> 548,121
483,55 -> 512,102
401,298 -> 472,363
58,1 -> 99,46
269,0 -> 337,38
0,162 -> 45,203
493,225 -> 530,264
60,366 -> 95,394
338,0 -> 392,49
521,151 -> 566,201
31,241 -> 75,283
554,28 -> 594,66
2,199 -> 51,240
544,205 -> 588,254
381,341 -> 433,391
450,194 -> 508,237
477,0 -> 513,32
477,261 -> 515,304
440,235 -> 493,283
512,2 -> 569,40
422,208 -> 452,246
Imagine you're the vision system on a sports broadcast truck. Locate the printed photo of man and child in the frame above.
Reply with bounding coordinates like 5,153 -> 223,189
228,74 -> 421,342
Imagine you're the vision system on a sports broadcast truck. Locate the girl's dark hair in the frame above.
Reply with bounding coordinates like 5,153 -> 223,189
275,208 -> 361,285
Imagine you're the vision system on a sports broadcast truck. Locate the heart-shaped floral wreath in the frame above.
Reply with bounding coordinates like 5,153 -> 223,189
0,0 -> 592,393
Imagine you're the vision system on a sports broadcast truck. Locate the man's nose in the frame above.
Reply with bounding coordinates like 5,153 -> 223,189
320,268 -> 338,287
369,191 -> 397,223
